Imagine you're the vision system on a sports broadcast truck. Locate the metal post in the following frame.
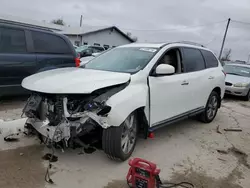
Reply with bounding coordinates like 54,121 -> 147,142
80,15 -> 83,27
219,18 -> 231,60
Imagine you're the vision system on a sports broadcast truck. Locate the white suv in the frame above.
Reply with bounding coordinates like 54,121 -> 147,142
22,42 -> 225,161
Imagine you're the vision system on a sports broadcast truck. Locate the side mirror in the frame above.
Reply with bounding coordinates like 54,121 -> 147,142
155,64 -> 175,76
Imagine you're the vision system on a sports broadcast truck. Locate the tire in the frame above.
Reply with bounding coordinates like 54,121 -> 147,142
102,112 -> 138,161
243,90 -> 250,101
199,91 -> 220,123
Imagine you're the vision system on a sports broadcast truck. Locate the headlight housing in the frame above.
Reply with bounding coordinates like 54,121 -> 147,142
233,83 -> 249,87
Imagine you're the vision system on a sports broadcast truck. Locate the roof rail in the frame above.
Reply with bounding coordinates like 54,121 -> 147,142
0,19 -> 54,32
175,41 -> 205,47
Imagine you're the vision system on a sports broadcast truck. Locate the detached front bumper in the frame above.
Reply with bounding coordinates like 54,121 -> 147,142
26,111 -> 111,143
225,86 -> 249,96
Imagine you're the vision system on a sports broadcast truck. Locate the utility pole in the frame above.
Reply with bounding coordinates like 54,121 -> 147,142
80,15 -> 83,27
219,18 -> 231,60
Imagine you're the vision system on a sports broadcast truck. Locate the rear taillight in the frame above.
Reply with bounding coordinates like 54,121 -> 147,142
75,58 -> 81,67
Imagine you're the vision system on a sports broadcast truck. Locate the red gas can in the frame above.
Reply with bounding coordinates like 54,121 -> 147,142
127,158 -> 161,188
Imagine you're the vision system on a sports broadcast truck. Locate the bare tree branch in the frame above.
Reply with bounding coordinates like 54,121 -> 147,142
51,18 -> 65,26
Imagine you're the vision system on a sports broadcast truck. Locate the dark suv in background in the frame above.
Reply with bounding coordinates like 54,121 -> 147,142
0,23 -> 79,97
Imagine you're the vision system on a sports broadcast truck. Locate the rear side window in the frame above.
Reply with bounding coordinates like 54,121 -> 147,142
201,50 -> 218,68
0,27 -> 27,53
182,48 -> 205,72
91,46 -> 104,53
32,31 -> 71,54
103,44 -> 109,50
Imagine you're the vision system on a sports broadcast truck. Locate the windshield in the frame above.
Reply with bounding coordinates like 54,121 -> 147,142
76,46 -> 88,53
84,47 -> 158,73
224,65 -> 250,77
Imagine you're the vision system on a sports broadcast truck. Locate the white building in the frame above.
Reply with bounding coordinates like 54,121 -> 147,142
59,26 -> 134,48
0,14 -> 134,49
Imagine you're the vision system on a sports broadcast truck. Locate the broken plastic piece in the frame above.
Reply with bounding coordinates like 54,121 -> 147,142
42,153 -> 58,162
224,128 -> 242,132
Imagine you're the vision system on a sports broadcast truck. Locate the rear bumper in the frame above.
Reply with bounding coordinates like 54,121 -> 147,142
225,86 -> 249,96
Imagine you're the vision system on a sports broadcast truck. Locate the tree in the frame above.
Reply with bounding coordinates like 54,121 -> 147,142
126,32 -> 138,42
221,48 -> 232,61
51,18 -> 65,26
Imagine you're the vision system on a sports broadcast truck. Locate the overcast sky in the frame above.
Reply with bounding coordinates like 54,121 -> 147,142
1,0 -> 250,60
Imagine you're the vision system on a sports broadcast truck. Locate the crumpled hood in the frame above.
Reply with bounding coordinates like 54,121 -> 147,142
225,74 -> 250,84
22,68 -> 130,94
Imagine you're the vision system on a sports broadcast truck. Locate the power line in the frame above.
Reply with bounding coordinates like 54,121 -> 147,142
231,19 -> 250,26
205,26 -> 225,46
118,20 -> 227,32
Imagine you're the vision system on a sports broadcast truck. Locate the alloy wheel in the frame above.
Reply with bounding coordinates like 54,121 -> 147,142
121,114 -> 137,154
207,95 -> 218,120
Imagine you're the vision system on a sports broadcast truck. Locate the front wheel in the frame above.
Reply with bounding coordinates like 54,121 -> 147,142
243,90 -> 250,101
199,91 -> 219,123
102,112 -> 138,161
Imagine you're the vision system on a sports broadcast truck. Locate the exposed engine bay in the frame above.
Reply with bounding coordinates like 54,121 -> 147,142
23,84 -> 127,148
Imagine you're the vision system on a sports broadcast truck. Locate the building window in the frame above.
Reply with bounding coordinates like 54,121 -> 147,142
83,42 -> 88,45
94,43 -> 100,46
74,41 -> 80,46
103,44 -> 109,50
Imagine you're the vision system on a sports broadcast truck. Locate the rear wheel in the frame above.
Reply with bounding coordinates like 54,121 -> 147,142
102,112 -> 138,161
199,91 -> 219,123
243,90 -> 250,101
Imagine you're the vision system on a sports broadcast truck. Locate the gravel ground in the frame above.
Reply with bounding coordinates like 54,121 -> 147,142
0,96 -> 250,188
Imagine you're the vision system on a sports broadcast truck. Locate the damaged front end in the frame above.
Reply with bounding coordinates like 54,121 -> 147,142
23,84 -> 126,148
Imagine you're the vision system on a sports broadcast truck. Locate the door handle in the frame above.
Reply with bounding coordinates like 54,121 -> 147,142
181,81 -> 189,85
208,76 -> 215,79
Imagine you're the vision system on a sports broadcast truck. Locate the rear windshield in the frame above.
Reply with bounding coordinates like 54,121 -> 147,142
84,47 -> 158,73
224,65 -> 250,77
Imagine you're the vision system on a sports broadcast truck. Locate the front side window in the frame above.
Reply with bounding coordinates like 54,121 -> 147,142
182,48 -> 205,72
32,31 -> 71,54
84,47 -> 158,73
201,50 -> 218,68
224,65 -> 250,77
157,49 -> 181,73
0,27 -> 27,53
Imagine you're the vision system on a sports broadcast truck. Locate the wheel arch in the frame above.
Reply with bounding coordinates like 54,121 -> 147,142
212,87 -> 221,108
135,107 -> 149,139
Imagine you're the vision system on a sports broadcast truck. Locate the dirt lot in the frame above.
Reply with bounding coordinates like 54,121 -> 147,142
0,96 -> 250,188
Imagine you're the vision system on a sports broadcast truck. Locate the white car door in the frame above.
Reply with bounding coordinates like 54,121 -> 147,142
181,47 -> 210,109
149,48 -> 194,127
200,49 -> 225,103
